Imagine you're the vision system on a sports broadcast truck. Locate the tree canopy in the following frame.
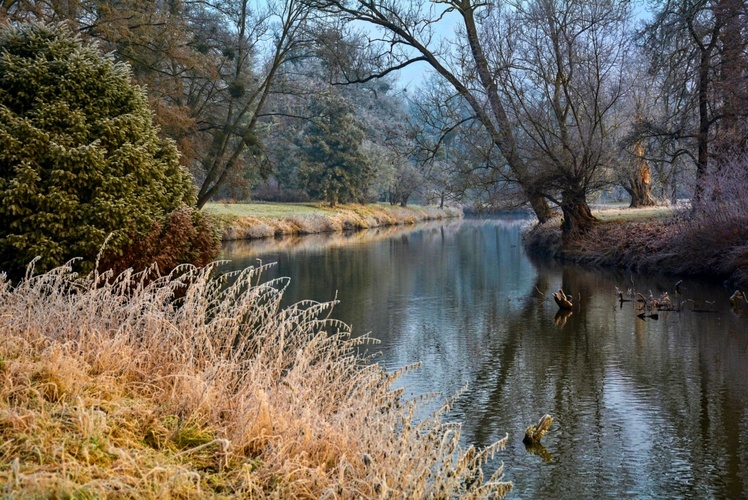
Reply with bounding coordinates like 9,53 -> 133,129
2,0 -> 747,231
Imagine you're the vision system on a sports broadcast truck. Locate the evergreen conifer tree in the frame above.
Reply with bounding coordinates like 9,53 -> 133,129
0,23 -> 198,277
297,95 -> 372,206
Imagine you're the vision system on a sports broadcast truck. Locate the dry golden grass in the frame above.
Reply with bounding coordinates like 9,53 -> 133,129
206,203 -> 463,241
0,259 -> 510,498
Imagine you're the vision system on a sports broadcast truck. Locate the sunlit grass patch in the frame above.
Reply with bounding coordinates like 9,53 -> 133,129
204,201 -> 325,219
593,204 -> 675,222
0,260 -> 509,498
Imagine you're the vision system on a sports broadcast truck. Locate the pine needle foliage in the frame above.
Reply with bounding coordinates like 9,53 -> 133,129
0,23 -> 195,278
0,261 -> 511,498
297,94 -> 373,207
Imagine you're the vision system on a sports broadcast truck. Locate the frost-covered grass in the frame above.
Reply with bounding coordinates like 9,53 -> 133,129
0,261 -> 509,498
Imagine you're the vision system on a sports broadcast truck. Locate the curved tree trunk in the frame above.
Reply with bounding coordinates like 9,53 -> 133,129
560,190 -> 596,236
528,191 -> 553,223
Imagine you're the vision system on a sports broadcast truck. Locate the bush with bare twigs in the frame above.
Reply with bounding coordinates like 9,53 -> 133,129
0,261 -> 510,498
660,158 -> 748,283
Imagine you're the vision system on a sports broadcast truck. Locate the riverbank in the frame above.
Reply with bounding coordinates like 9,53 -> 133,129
523,205 -> 748,288
203,202 -> 462,241
222,218 -> 463,257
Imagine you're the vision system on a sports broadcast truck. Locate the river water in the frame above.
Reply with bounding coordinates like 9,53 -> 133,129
220,217 -> 748,498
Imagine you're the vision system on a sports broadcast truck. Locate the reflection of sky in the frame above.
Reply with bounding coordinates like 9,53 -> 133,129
220,218 -> 748,499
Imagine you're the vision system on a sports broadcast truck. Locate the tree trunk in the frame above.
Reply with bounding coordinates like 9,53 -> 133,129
528,191 -> 553,223
628,142 -> 656,208
560,190 -> 596,235
693,48 -> 710,207
692,23 -> 720,207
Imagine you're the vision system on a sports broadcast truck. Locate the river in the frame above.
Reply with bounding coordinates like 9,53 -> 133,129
219,217 -> 748,498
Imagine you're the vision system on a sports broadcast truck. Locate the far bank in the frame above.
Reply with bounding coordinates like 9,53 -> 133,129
203,202 -> 463,241
523,205 -> 748,289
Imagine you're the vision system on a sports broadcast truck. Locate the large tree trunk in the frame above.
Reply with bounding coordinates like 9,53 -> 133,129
627,142 -> 656,208
713,0 -> 747,160
692,23 -> 720,207
560,190 -> 596,235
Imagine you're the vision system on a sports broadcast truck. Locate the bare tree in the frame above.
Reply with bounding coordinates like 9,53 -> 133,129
616,72 -> 660,208
308,0 -> 555,223
407,79 -> 509,210
644,0 -> 748,205
489,0 -> 632,232
189,0 -> 316,207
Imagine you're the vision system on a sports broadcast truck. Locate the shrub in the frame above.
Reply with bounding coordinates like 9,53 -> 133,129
99,205 -> 221,276
661,157 -> 748,283
0,23 -> 197,278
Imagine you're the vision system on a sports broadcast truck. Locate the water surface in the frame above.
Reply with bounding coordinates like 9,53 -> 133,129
220,218 -> 748,498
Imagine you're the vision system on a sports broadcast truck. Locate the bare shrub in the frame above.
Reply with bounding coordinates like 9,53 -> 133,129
0,261 -> 510,497
663,157 -> 748,281
523,216 -> 563,258
100,205 -> 221,276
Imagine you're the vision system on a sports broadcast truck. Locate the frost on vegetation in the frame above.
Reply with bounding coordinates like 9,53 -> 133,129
0,259 -> 511,498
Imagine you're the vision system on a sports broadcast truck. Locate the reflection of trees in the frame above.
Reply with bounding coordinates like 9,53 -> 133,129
459,253 -> 748,498
458,260 -> 614,497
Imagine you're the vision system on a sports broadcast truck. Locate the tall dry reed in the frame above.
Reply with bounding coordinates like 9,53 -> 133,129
0,259 -> 510,498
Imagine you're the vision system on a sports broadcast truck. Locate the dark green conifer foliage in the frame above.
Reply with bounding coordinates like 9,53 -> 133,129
297,95 -> 372,206
0,23 -> 195,277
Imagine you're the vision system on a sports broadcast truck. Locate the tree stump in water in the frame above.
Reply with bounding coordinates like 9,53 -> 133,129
553,289 -> 573,310
523,414 -> 554,445
731,290 -> 746,310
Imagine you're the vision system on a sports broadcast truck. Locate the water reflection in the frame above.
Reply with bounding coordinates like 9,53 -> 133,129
219,218 -> 748,498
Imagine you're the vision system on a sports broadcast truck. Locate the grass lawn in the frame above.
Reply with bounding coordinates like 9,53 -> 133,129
593,204 -> 677,222
202,201 -> 462,241
203,201 -> 329,219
